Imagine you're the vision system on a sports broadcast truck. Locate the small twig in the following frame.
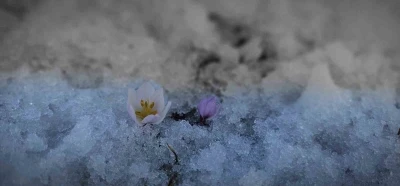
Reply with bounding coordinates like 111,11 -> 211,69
167,172 -> 178,186
167,143 -> 179,165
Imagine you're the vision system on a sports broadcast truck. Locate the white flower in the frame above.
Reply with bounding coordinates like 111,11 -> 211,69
127,82 -> 172,126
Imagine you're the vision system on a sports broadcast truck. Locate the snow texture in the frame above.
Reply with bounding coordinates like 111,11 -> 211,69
1,0 -> 400,185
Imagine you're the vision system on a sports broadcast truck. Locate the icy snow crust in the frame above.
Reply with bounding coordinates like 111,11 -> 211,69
1,64 -> 400,186
1,0 -> 400,185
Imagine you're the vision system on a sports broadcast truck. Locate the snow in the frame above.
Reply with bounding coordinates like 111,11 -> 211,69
1,0 -> 400,185
24,133 -> 47,152
1,65 -> 399,185
238,167 -> 267,186
190,142 -> 227,182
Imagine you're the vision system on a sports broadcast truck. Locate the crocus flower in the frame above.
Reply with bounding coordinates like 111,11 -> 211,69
197,96 -> 219,121
127,82 -> 171,126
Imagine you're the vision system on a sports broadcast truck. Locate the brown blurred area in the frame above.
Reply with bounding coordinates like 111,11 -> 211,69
0,0 -> 399,92
0,0 -> 41,37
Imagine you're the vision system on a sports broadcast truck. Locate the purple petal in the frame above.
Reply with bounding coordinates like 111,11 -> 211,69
198,97 -> 209,116
209,102 -> 218,117
198,95 -> 219,118
206,98 -> 218,117
210,97 -> 219,117
200,97 -> 212,117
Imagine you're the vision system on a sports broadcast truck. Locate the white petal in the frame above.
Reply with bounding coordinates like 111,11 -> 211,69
154,101 -> 171,124
151,88 -> 165,112
128,88 -> 135,103
128,88 -> 141,110
127,100 -> 143,126
136,82 -> 155,101
142,114 -> 160,124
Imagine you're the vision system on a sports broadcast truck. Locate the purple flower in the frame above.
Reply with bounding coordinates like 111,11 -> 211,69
197,96 -> 219,120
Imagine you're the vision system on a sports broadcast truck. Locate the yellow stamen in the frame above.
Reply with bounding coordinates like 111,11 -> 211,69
150,102 -> 155,109
141,100 -> 145,107
136,99 -> 157,121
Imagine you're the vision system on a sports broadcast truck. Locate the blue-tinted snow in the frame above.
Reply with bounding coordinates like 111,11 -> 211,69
1,64 -> 400,186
